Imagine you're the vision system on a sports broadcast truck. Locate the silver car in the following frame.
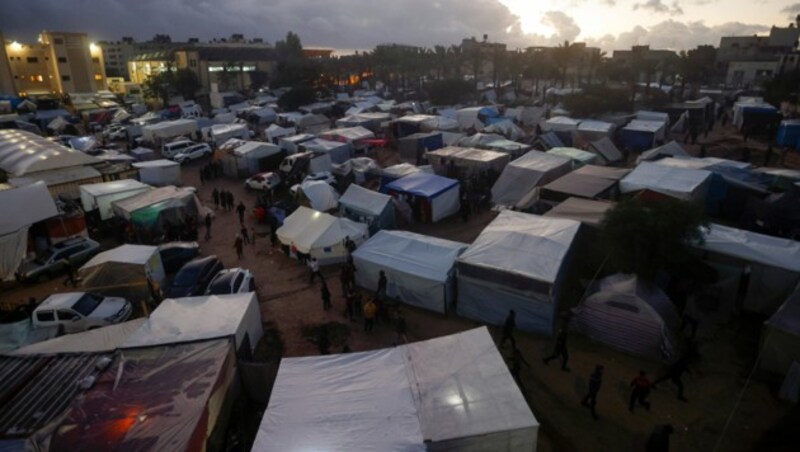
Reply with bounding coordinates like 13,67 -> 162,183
16,237 -> 101,283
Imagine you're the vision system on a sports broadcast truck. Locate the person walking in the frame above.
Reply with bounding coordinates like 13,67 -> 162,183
344,236 -> 356,255
363,298 -> 377,333
62,260 -> 78,287
309,257 -> 322,283
204,212 -> 212,241
212,188 -> 220,208
234,234 -> 244,260
376,270 -> 387,300
581,365 -> 604,420
321,280 -> 332,311
340,264 -> 352,296
499,309 -> 516,349
241,225 -> 250,245
345,288 -> 356,321
394,311 -> 408,345
652,347 -> 693,402
237,201 -> 246,224
543,327 -> 570,371
629,370 -> 652,412
199,168 -> 205,185
508,347 -> 530,388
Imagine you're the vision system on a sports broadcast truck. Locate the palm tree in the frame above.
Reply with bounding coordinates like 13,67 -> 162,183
586,50 -> 607,86
552,41 -> 576,88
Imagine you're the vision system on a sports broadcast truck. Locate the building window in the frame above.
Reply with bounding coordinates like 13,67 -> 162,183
54,38 -> 64,45
57,56 -> 67,63
92,57 -> 100,63
36,75 -> 43,82
94,73 -> 103,80
26,57 -> 38,63
61,75 -> 71,81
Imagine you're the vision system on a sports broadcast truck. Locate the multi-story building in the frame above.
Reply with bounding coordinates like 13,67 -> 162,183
717,22 -> 800,87
0,30 -> 106,96
0,31 -> 15,96
99,35 -> 181,79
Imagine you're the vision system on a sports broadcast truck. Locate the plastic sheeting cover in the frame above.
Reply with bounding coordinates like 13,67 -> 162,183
697,224 -> 800,272
544,197 -> 614,226
491,150 -> 572,206
339,184 -> 391,216
11,318 -> 146,355
620,161 -> 711,200
277,206 -> 368,255
298,180 -> 339,211
458,211 -> 580,284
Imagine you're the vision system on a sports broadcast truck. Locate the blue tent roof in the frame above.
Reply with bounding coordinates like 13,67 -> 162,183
384,172 -> 459,198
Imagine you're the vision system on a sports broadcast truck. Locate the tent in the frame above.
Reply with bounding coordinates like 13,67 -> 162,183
264,124 -> 296,143
570,274 -> 680,360
277,206 -> 368,264
11,318 -> 146,355
250,106 -> 278,124
253,327 -> 538,451
129,146 -> 157,161
620,162 -> 711,201
132,159 -> 182,186
482,119 -> 525,141
49,339 -> 238,452
335,112 -> 392,131
79,244 -> 167,301
122,293 -> 264,355
577,120 -> 615,142
382,172 -> 460,223
352,230 -> 467,313
295,180 -> 339,211
221,141 -> 284,177
542,116 -> 580,133
457,211 -> 580,334
279,133 -> 315,154
573,164 -> 630,181
531,131 -> 565,151
331,157 -> 381,184
541,171 -> 618,202
380,163 -> 432,188
543,197 -> 614,227
547,147 -> 598,167
760,283 -> 800,375
112,186 -> 202,235
776,119 -> 800,149
484,139 -> 532,159
587,137 -> 624,165
455,132 -> 505,149
733,98 -> 778,130
426,146 -> 510,177
339,184 -> 395,233
319,126 -> 375,151
392,114 -> 458,138
398,132 -> 444,165
491,150 -> 573,207
636,141 -> 689,163
0,182 -> 58,281
455,106 -> 499,130
695,223 -> 800,314
80,179 -> 152,221
0,129 -> 99,177
296,113 -> 331,134
301,138 -> 353,164
620,120 -> 666,151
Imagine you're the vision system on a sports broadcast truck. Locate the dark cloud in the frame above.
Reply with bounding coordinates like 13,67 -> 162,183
782,2 -> 800,18
633,0 -> 684,16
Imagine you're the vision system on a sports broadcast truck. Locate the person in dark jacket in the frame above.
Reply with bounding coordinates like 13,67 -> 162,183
321,281 -> 332,311
543,327 -> 570,371
629,370 -> 652,412
499,309 -> 516,349
581,365 -> 604,420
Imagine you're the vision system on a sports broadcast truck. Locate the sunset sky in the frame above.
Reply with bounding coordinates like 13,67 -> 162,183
1,0 -> 799,52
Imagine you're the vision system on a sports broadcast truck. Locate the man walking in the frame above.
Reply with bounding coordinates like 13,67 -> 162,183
543,327 -> 570,371
376,270 -> 387,300
581,365 -> 604,420
237,201 -> 246,224
228,192 -> 235,211
204,212 -> 212,241
212,188 -> 220,208
234,234 -> 244,260
321,280 -> 332,311
241,225 -> 250,245
309,257 -> 322,283
629,370 -> 652,412
363,298 -> 377,333
652,347 -> 693,402
499,309 -> 516,349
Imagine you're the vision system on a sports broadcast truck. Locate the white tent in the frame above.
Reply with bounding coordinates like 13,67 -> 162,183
482,119 -> 525,141
544,197 -> 615,227
571,274 -> 680,360
542,116 -> 580,132
620,161 -> 711,201
222,141 -> 283,178
301,138 -> 353,164
81,244 -> 167,287
426,146 -> 510,176
132,159 -> 182,186
122,293 -> 263,355
637,141 -> 689,163
11,318 -> 146,355
352,230 -> 467,313
80,179 -> 152,221
695,224 -> 800,314
319,126 -> 375,145
339,184 -> 394,232
455,133 -> 504,149
0,182 -> 58,280
264,124 -> 296,143
296,180 -> 339,211
457,211 -> 580,334
577,120 -> 615,142
277,206 -> 368,264
491,150 -> 573,207
253,327 -> 538,451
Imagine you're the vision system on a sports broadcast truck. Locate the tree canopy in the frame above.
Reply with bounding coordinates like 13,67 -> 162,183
277,85 -> 317,111
599,197 -> 708,284
562,86 -> 631,117
142,67 -> 200,105
426,79 -> 475,105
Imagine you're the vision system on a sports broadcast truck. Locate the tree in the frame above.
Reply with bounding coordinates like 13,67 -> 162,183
764,69 -> 800,105
427,79 -> 475,105
142,68 -> 176,106
600,198 -> 708,284
275,31 -> 304,58
174,69 -> 201,100
562,86 -> 631,117
552,41 -> 577,88
277,85 -> 316,111
249,70 -> 270,91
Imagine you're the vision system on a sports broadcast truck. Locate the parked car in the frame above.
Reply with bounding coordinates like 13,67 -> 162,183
245,171 -> 282,191
303,171 -> 336,185
206,268 -> 256,295
173,143 -> 212,163
32,292 -> 132,334
157,241 -> 200,274
165,255 -> 223,298
161,140 -> 195,159
16,237 -> 101,283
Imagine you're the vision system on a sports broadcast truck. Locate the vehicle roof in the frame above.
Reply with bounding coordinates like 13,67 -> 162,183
208,268 -> 249,291
38,292 -> 87,310
52,237 -> 96,250
158,241 -> 199,251
179,254 -> 219,271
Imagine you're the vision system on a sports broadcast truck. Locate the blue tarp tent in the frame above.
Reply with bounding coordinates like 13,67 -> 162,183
398,132 -> 444,165
620,120 -> 666,152
383,172 -> 460,223
776,119 -> 800,149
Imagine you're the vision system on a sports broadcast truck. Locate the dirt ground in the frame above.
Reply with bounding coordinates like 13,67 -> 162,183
2,122 -> 799,451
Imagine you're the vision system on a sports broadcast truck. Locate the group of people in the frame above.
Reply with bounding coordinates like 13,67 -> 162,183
198,160 -> 223,184
212,188 -> 236,212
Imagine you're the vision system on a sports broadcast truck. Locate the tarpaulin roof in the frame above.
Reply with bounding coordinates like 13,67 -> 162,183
277,206 -> 368,254
383,172 -> 459,198
620,161 -> 711,200
122,293 -> 263,353
0,129 -> 100,176
588,137 -> 623,163
637,140 -> 688,163
339,184 -> 392,217
547,147 -> 597,164
543,172 -> 617,199
112,185 -> 195,217
253,327 -> 537,451
543,116 -> 580,131
458,211 -> 580,284
320,126 -> 375,142
11,319 -> 146,355
82,244 -> 158,269
0,181 -> 57,236
49,339 -> 235,452
573,164 -> 630,181
491,150 -> 572,206
297,180 -> 339,211
131,159 -> 180,169
578,120 -> 614,134
427,145 -> 508,164
455,133 -> 504,148
544,197 -> 614,227
697,223 -> 800,272
382,163 -> 424,179
623,119 -> 666,133
80,179 -> 149,199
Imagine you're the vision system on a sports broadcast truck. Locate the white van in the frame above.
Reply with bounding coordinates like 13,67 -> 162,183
162,140 -> 196,159
279,151 -> 332,176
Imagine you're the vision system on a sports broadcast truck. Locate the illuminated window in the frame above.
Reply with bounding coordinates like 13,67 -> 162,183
29,75 -> 36,81
36,75 -> 43,82
94,73 -> 103,80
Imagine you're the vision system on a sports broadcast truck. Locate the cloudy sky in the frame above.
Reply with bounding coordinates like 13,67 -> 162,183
0,0 -> 798,52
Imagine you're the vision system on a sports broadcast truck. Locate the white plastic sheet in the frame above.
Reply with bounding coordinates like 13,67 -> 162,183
491,150 -> 572,207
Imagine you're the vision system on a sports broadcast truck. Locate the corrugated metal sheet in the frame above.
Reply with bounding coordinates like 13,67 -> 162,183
0,353 -> 110,438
